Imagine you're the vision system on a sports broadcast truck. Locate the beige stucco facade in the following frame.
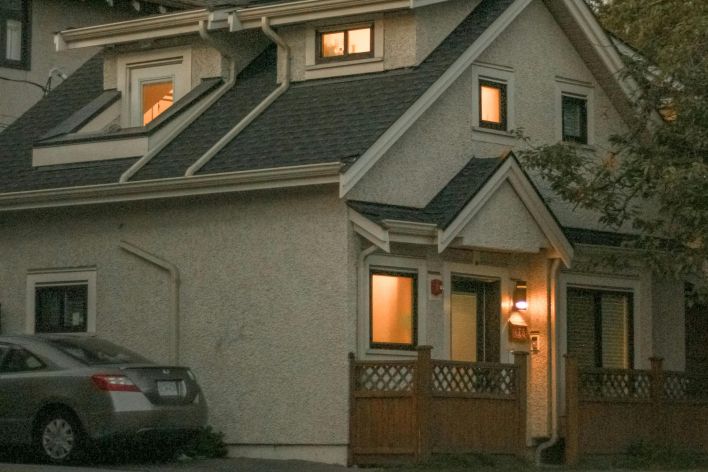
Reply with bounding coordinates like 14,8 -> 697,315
0,185 -> 356,463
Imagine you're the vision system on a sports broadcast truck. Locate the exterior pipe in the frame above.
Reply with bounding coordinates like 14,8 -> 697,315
119,20 -> 237,183
535,257 -> 562,465
185,16 -> 291,177
119,240 -> 181,365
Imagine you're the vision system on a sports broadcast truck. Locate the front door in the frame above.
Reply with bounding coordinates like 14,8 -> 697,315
450,276 -> 500,362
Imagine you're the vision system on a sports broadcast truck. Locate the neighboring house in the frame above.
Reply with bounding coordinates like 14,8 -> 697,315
0,0 -> 199,131
0,0 -> 705,465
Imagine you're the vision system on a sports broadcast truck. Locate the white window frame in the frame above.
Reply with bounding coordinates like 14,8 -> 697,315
555,76 -> 595,146
359,254 -> 427,358
26,268 -> 97,335
116,47 -> 192,128
471,62 -> 516,143
305,17 -> 384,80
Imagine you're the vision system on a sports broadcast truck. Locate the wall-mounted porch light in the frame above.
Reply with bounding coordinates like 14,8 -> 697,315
513,281 -> 528,311
508,311 -> 530,342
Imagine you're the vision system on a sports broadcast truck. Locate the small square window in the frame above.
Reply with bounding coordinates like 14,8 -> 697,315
562,95 -> 588,144
35,285 -> 88,333
317,25 -> 373,63
0,0 -> 30,69
370,270 -> 417,350
479,79 -> 507,131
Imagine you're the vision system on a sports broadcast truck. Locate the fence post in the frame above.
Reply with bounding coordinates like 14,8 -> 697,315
565,355 -> 580,466
513,351 -> 529,458
347,352 -> 356,467
415,345 -> 433,463
650,357 -> 665,445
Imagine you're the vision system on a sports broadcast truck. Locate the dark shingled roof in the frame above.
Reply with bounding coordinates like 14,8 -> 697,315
348,157 -> 504,229
0,0 -> 515,192
563,227 -> 636,247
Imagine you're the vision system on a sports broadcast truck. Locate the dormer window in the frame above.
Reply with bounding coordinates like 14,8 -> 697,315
562,95 -> 588,144
141,79 -> 174,126
317,24 -> 373,63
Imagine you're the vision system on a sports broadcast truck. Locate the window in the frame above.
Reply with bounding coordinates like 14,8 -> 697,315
317,25 -> 373,63
116,48 -> 191,128
0,348 -> 45,373
478,79 -> 507,131
370,270 -> 417,350
0,0 -> 30,69
26,269 -> 96,334
562,95 -> 588,144
567,287 -> 634,369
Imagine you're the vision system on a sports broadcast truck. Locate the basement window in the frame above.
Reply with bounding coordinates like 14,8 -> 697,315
0,0 -> 30,69
26,270 -> 96,334
317,24 -> 374,63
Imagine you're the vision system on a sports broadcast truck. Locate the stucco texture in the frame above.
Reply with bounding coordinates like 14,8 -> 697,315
0,186 -> 353,451
348,0 -> 628,233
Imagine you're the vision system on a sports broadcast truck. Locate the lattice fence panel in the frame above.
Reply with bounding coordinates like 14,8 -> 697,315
664,372 -> 708,402
432,362 -> 516,396
354,362 -> 415,392
579,369 -> 651,400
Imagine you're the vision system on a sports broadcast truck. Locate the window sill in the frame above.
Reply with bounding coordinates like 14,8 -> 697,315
472,126 -> 517,144
305,57 -> 384,80
366,347 -> 418,358
562,141 -> 597,152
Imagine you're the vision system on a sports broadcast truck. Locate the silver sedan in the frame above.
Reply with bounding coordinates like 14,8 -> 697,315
0,335 -> 207,464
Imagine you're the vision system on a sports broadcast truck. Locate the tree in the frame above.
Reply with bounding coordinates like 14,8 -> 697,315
518,0 -> 708,295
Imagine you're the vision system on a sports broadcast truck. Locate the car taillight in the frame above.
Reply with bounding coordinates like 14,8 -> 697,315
91,374 -> 141,392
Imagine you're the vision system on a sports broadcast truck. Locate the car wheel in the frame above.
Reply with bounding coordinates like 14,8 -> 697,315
35,410 -> 84,464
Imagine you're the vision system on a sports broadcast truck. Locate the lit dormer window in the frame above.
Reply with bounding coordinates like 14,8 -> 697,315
141,80 -> 174,126
479,79 -> 507,131
317,24 -> 373,63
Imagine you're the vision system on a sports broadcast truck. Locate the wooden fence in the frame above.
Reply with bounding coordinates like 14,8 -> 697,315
348,346 -> 528,465
565,356 -> 708,464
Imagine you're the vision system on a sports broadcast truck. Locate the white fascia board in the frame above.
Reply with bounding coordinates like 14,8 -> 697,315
349,210 -> 391,252
339,0 -> 533,197
437,158 -> 574,267
229,0 -> 409,31
384,219 -> 438,246
32,138 -> 149,167
560,0 -> 638,102
0,163 -> 341,212
55,9 -> 207,51
409,0 -> 451,8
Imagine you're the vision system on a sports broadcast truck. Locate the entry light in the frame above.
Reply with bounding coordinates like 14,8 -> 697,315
513,281 -> 528,310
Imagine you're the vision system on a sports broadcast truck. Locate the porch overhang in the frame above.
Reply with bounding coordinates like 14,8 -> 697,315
348,154 -> 574,268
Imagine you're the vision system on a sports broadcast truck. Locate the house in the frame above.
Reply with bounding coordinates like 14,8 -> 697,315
0,0 -> 200,131
0,0 -> 705,465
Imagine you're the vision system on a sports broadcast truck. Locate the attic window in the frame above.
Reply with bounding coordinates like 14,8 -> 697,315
141,80 -> 174,126
479,79 -> 507,131
0,0 -> 30,69
317,25 -> 373,63
562,95 -> 588,144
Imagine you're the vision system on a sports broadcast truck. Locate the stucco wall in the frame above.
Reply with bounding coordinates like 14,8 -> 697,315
651,278 -> 686,371
0,186 -> 353,458
0,0 -> 139,130
348,0 -> 628,232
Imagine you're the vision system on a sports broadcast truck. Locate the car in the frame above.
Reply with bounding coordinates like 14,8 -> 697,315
0,335 -> 207,464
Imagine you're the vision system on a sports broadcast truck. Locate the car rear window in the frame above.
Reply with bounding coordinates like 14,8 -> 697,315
46,338 -> 149,365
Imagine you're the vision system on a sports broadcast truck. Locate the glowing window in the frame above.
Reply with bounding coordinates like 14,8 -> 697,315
370,270 -> 417,349
479,79 -> 507,131
318,25 -> 373,63
1,0 -> 30,69
141,80 -> 174,126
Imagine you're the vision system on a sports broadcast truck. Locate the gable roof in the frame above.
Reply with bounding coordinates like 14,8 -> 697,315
349,153 -> 574,266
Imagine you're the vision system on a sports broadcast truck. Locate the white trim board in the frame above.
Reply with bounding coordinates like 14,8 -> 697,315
339,0 -> 534,197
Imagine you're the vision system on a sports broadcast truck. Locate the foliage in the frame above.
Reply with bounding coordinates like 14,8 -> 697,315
178,426 -> 228,459
518,0 -> 708,294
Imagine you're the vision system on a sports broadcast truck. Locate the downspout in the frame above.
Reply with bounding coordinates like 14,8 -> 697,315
119,241 -> 181,365
535,257 -> 562,465
119,20 -> 237,183
185,17 -> 290,177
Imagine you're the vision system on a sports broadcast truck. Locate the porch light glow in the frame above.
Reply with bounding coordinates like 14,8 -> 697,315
371,273 -> 414,345
513,281 -> 528,311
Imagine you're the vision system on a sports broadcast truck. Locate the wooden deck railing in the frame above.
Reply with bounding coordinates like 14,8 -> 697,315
348,346 -> 528,465
565,356 -> 708,465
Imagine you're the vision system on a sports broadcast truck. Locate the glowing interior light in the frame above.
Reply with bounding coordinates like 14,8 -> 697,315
480,85 -> 502,123
348,28 -> 371,54
322,32 -> 345,57
371,273 -> 413,345
142,81 -> 174,126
